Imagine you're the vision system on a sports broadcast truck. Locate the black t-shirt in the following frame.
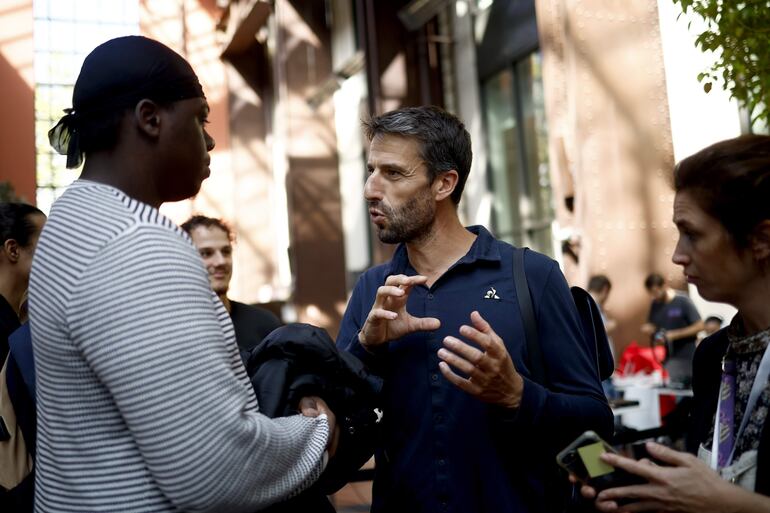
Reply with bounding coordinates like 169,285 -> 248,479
229,300 -> 282,353
648,293 -> 701,384
648,293 -> 701,347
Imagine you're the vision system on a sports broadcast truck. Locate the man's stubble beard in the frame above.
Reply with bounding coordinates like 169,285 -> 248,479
375,188 -> 436,245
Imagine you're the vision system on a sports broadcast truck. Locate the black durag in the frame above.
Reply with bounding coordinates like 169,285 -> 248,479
48,35 -> 205,168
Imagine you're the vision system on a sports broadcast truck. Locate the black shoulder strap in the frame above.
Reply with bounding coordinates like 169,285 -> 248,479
513,247 -> 546,384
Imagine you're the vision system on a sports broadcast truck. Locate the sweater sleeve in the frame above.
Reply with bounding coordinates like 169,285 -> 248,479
68,224 -> 328,512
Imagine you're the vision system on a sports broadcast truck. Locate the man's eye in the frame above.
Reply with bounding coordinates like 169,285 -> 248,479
199,250 -> 212,258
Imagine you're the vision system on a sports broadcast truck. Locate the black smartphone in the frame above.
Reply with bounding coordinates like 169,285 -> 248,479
631,441 -> 668,466
556,431 -> 646,492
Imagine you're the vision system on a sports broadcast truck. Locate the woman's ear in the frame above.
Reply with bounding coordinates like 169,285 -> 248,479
2,239 -> 20,263
750,220 -> 770,261
433,170 -> 459,202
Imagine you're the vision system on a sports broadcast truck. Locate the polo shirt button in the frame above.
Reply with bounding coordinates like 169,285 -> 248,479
441,502 -> 448,510
427,293 -> 434,300
431,373 -> 438,381
438,459 -> 445,466
434,414 -> 442,422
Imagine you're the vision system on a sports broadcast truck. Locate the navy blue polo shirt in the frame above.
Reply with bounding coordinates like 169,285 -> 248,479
337,226 -> 612,513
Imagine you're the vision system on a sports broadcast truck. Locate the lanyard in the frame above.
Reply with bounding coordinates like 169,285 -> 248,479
711,342 -> 770,470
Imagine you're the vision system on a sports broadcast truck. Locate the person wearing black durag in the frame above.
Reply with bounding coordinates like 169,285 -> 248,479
30,36 -> 338,513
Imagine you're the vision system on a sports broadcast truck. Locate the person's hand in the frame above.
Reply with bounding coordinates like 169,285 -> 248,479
583,442 -> 736,512
298,396 -> 340,457
640,323 -> 656,336
358,274 -> 440,349
437,311 -> 524,409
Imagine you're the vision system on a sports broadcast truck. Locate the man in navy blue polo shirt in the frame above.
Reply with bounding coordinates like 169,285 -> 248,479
337,106 -> 612,513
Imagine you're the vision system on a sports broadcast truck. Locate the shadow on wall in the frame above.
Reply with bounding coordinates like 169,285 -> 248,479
0,11 -> 35,202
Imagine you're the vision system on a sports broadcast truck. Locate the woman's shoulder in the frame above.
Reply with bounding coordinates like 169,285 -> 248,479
694,328 -> 730,366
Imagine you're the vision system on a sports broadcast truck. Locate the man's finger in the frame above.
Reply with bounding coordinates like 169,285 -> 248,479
384,274 -> 428,287
438,361 -> 480,395
374,285 -> 406,306
414,316 -> 441,331
368,308 -> 398,322
437,347 -> 476,376
442,336 -> 484,366
470,310 -> 493,333
458,323 -> 506,359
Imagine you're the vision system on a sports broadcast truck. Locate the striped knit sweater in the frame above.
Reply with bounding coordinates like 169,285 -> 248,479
28,181 -> 329,512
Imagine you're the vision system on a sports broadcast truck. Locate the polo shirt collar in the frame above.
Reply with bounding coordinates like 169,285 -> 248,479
386,225 -> 502,276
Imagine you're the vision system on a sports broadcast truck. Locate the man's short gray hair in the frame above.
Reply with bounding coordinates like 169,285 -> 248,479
363,106 -> 472,204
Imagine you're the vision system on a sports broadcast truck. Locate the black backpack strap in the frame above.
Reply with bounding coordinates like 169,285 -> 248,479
513,247 -> 546,385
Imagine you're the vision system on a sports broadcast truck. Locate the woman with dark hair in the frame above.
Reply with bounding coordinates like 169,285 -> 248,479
0,203 -> 45,362
0,202 -> 44,511
579,135 -> 770,512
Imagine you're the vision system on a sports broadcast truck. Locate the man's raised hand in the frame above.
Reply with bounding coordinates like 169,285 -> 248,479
437,310 -> 524,409
359,274 -> 440,349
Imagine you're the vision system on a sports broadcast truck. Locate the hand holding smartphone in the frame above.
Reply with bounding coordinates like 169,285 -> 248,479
556,431 -> 646,493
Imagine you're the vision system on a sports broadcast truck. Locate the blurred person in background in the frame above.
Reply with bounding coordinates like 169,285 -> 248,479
588,274 -> 618,398
578,135 -> 770,511
642,272 -> 703,387
0,204 -> 45,363
0,202 -> 45,512
29,36 -> 335,512
182,215 -> 281,353
703,315 -> 725,338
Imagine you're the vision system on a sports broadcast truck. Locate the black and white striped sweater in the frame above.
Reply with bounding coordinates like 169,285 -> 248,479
28,180 -> 328,512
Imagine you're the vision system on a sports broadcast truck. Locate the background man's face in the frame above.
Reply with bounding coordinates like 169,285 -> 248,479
647,285 -> 667,302
189,225 -> 232,296
364,133 -> 436,244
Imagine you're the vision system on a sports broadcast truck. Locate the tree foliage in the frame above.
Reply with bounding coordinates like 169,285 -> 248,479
672,0 -> 770,125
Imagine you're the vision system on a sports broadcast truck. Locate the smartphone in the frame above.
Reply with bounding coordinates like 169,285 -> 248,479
556,431 -> 645,492
631,441 -> 667,466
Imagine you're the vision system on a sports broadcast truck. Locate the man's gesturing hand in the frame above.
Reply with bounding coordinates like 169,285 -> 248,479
437,310 -> 524,409
358,274 -> 441,349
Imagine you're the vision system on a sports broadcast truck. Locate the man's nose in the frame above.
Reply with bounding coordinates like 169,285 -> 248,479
364,172 -> 381,201
211,251 -> 227,266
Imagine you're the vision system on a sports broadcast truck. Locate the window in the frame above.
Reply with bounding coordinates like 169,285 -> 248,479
482,52 -> 554,255
33,0 -> 139,213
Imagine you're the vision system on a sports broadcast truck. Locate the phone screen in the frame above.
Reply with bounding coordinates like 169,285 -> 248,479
557,431 -> 646,492
577,441 -> 615,478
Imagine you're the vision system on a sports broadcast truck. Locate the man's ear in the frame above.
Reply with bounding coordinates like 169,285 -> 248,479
3,240 -> 20,263
134,99 -> 162,138
750,220 -> 770,261
433,170 -> 459,202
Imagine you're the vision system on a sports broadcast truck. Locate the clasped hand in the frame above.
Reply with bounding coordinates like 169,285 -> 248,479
298,396 -> 340,457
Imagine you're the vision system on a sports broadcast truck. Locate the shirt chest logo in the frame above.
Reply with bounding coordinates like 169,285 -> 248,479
484,286 -> 501,300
